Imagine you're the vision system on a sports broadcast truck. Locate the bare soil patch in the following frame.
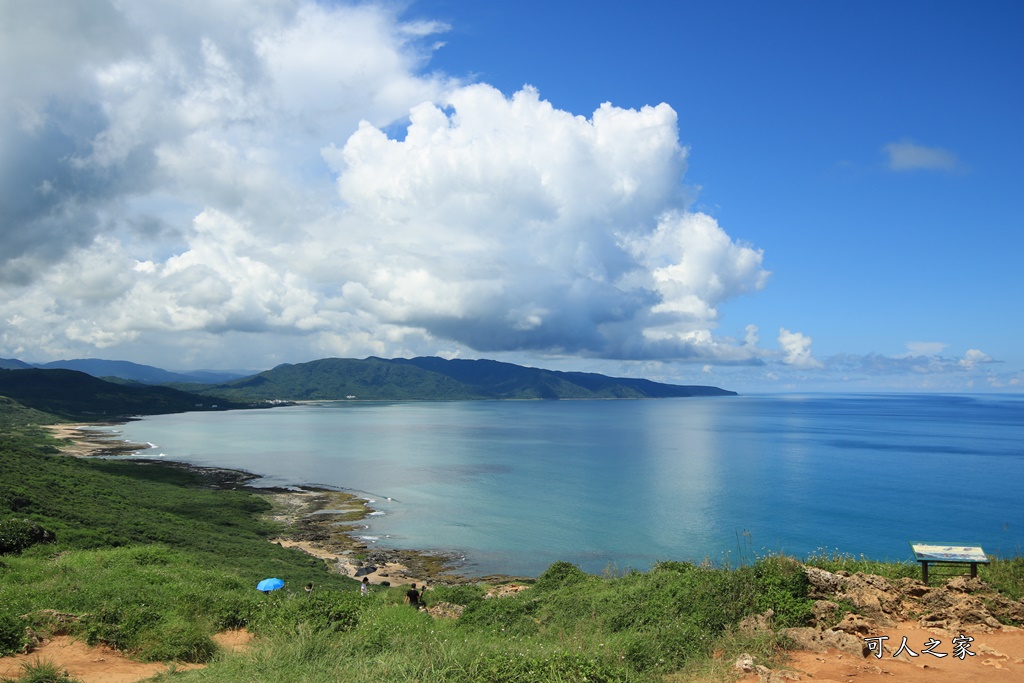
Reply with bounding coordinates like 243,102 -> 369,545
0,632 -> 252,683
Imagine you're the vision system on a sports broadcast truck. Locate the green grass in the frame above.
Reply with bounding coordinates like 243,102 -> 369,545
802,548 -> 922,580
981,556 -> 1024,599
0,398 -> 60,429
0,424 -> 359,660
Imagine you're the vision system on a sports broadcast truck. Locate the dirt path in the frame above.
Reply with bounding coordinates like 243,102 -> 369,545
0,632 -> 251,683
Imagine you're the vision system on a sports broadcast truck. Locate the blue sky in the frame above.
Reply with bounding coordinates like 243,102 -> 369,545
1,0 -> 1021,392
422,1 -> 1023,371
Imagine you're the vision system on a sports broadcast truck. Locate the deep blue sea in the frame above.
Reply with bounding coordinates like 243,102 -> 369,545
110,394 -> 1024,577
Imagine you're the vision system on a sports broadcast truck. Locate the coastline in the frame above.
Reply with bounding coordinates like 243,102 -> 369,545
43,423 -> 477,587
45,423 -> 152,457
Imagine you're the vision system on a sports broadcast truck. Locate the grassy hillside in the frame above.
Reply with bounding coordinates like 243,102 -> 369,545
0,368 -> 255,421
0,425 -> 356,663
0,397 -> 58,429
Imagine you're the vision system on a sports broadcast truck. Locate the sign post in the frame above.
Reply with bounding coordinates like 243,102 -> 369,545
909,543 -> 989,585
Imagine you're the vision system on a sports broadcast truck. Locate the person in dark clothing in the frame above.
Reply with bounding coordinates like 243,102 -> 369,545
405,583 -> 421,608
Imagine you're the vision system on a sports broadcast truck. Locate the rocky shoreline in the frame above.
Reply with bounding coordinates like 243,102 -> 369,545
257,486 -> 470,586
46,423 -> 481,586
141,462 -> 479,585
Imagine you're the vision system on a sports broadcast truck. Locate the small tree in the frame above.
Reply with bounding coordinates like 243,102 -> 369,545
0,517 -> 56,554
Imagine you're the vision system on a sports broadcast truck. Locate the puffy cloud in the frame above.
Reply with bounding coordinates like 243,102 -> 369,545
778,328 -> 823,368
959,349 -> 993,368
1,0 -> 774,371
320,85 -> 770,360
883,140 -> 959,172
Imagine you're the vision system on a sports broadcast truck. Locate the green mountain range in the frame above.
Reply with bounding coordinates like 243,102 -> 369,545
180,356 -> 737,401
0,357 -> 735,423
0,357 -> 244,384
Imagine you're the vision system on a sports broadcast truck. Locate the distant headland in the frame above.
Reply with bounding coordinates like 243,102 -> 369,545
0,355 -> 735,421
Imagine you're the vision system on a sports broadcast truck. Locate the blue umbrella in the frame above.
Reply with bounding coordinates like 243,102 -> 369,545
257,578 -> 285,592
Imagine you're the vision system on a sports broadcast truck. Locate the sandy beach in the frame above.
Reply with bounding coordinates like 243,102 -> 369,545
46,423 -> 152,457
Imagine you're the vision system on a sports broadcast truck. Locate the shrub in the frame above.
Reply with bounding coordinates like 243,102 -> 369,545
80,606 -> 130,652
474,651 -> 621,683
983,556 -> 1024,600
651,560 -> 696,574
426,583 -> 486,607
752,557 -> 813,627
137,620 -> 216,663
0,519 -> 55,555
457,594 -> 538,635
0,611 -> 25,657
207,592 -> 264,631
619,620 -> 707,671
671,566 -> 751,632
299,592 -> 361,632
0,491 -> 32,513
248,592 -> 362,636
533,561 -> 590,591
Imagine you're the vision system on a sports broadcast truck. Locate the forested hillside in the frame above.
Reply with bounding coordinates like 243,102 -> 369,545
182,356 -> 738,401
0,369 -> 254,421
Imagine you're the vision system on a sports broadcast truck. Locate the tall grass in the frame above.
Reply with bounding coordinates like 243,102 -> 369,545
802,548 -> 921,580
139,558 -> 807,683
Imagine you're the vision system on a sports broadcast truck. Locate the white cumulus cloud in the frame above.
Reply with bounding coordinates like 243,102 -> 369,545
778,328 -> 823,368
0,0 -> 777,372
959,349 -> 993,368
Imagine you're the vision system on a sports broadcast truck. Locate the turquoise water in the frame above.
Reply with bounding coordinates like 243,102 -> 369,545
113,394 -> 1024,577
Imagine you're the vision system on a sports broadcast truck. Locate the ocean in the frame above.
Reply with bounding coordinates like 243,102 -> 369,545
111,394 -> 1024,577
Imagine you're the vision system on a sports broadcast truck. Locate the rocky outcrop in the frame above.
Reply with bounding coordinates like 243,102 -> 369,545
735,563 -> 1024,672
801,566 -> 1024,634
742,565 -> 1024,683
424,602 -> 465,619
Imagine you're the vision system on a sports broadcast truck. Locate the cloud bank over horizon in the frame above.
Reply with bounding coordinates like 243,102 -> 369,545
0,0 -> 1012,391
